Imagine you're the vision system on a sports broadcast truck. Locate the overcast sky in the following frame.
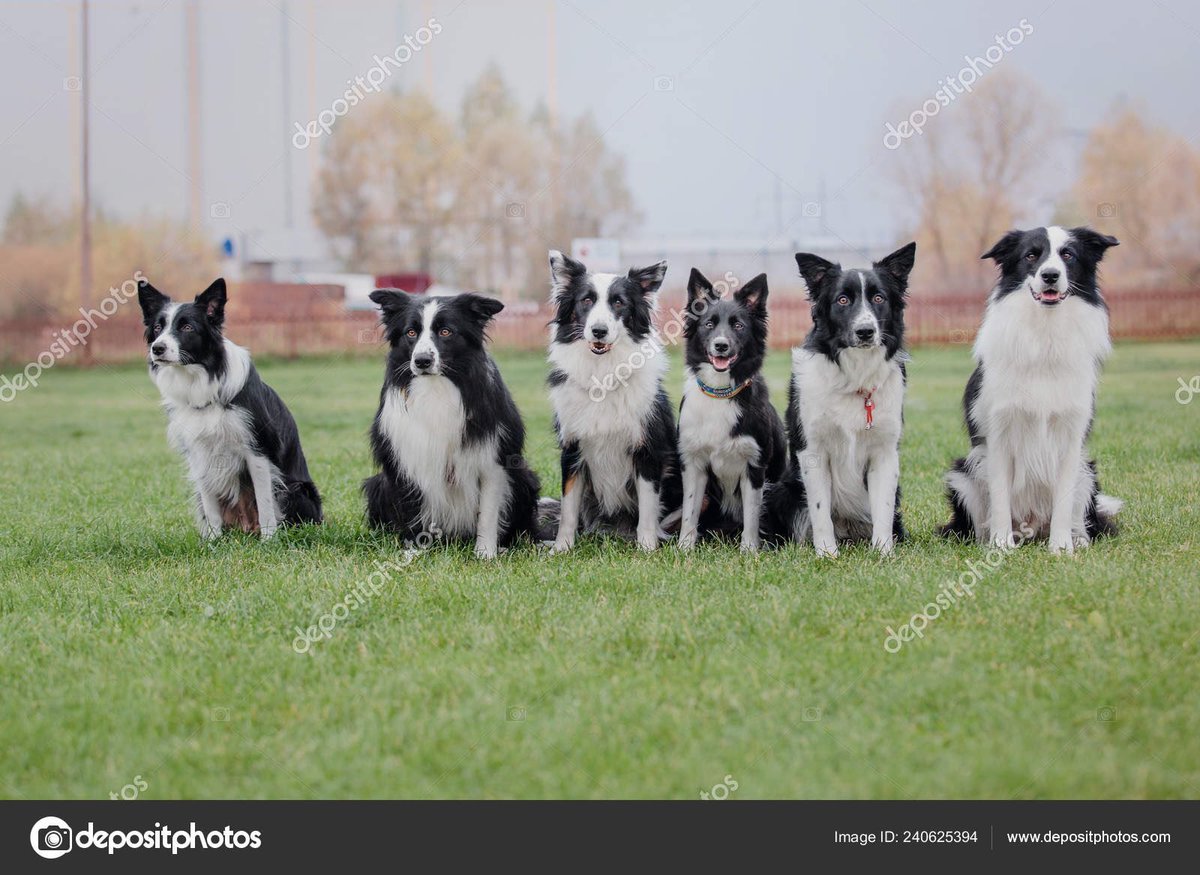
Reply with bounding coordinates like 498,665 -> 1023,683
1,0 -> 1198,248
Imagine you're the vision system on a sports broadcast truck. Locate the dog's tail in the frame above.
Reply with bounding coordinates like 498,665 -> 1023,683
937,457 -> 976,540
283,479 -> 323,525
535,496 -> 560,542
1090,493 -> 1124,539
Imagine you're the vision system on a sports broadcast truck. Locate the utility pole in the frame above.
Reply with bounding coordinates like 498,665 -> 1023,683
185,0 -> 203,229
80,0 -> 92,365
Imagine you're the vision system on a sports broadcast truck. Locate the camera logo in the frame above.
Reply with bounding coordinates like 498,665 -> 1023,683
30,816 -> 73,859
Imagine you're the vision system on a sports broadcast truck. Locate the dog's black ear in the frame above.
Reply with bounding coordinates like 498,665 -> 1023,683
548,250 -> 586,302
875,242 -> 917,286
137,279 -> 170,325
686,268 -> 718,312
194,278 -> 227,327
1069,227 -> 1120,261
795,253 -> 837,299
981,230 -> 1024,263
735,273 -> 769,311
628,260 -> 668,295
458,292 -> 505,325
369,289 -> 415,322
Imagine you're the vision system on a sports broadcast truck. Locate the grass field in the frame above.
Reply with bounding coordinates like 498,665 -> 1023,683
1,340 -> 1198,799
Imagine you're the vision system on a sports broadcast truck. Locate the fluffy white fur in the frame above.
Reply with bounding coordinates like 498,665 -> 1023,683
677,371 -> 764,551
150,337 -> 283,539
948,279 -> 1118,553
790,345 -> 905,557
376,376 -> 508,558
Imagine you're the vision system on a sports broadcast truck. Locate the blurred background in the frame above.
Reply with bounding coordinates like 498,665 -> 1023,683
1,0 -> 1198,363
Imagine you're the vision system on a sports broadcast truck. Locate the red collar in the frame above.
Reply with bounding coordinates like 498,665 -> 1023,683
855,386 -> 877,429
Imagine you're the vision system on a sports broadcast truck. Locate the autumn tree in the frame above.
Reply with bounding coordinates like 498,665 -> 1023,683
889,71 -> 1057,294
1059,105 -> 1200,287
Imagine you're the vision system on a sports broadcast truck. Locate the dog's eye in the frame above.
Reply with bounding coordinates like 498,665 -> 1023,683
733,321 -> 744,331
705,320 -> 715,329
180,323 -> 193,332
1026,251 -> 1039,261
439,328 -> 452,337
1061,250 -> 1074,261
873,294 -> 884,304
406,329 -> 417,338
580,298 -> 593,311
611,299 -> 624,310
837,295 -> 850,306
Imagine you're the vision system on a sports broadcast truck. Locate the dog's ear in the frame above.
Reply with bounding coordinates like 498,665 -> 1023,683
628,260 -> 668,296
875,242 -> 917,287
1069,227 -> 1120,261
369,289 -> 415,323
795,253 -> 837,299
458,293 -> 505,326
137,279 -> 170,325
735,273 -> 769,311
981,230 -> 1024,263
686,268 -> 718,312
548,250 -> 586,302
194,278 -> 227,327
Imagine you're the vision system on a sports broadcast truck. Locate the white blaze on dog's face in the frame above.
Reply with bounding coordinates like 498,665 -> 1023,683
411,299 -> 442,375
1029,225 -> 1070,303
148,303 -> 182,364
582,274 -> 622,354
850,271 -> 881,347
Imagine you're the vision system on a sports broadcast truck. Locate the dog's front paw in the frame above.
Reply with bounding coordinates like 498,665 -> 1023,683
549,538 -> 574,555
872,536 -> 895,557
814,539 -> 839,559
474,539 -> 498,560
1048,533 -> 1074,555
637,532 -> 659,552
739,535 -> 760,554
990,530 -> 1016,550
200,524 -> 221,542
260,525 -> 279,541
677,529 -> 698,551
1072,533 -> 1092,551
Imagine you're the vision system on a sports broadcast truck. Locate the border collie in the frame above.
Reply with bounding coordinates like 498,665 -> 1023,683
137,278 -> 322,539
363,290 -> 546,559
677,270 -> 786,552
764,243 -> 917,557
940,225 -> 1123,553
546,250 -> 680,552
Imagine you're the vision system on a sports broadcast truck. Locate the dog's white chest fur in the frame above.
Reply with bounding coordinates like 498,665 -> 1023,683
679,376 -> 759,512
792,347 -> 903,523
549,335 -> 665,513
378,377 -> 497,535
969,292 -> 1111,525
152,342 -> 266,504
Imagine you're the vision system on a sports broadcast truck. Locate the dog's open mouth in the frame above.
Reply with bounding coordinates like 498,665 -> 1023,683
1032,287 -> 1066,305
589,341 -> 613,355
708,353 -> 737,372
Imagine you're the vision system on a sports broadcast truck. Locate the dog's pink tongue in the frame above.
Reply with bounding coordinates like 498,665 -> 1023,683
711,356 -> 731,371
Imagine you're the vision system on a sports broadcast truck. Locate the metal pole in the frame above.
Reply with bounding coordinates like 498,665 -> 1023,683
80,0 -> 92,365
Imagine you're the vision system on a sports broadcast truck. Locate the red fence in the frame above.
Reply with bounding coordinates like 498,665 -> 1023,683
1,284 -> 1197,366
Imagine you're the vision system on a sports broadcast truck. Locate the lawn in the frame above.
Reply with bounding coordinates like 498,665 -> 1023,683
0,340 -> 1197,799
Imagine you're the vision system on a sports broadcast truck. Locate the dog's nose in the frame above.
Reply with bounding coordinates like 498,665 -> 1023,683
591,325 -> 609,340
712,339 -> 730,354
151,343 -> 165,356
855,327 -> 876,342
413,353 -> 434,371
1040,268 -> 1060,284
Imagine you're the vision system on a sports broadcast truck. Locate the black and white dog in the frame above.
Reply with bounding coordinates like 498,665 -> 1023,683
677,270 -> 786,552
765,243 -> 917,557
546,251 -> 680,552
363,290 -> 545,559
940,226 -> 1123,553
137,278 -> 322,539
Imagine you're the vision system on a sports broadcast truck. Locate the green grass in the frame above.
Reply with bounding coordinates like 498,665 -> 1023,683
1,341 -> 1198,799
